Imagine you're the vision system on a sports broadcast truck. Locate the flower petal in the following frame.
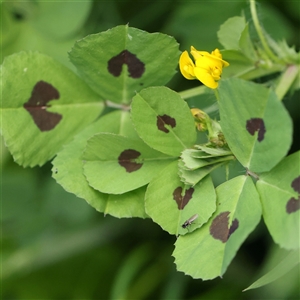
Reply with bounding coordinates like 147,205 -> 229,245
191,46 -> 209,60
195,56 -> 223,73
211,48 -> 222,59
194,67 -> 218,89
200,49 -> 229,68
179,51 -> 196,80
179,46 -> 229,89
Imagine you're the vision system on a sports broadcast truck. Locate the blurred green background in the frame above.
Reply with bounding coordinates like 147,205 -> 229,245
1,0 -> 299,299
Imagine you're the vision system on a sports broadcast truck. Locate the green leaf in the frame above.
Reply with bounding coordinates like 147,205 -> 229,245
244,250 -> 300,291
69,25 -> 180,104
0,51 -> 104,167
164,1 -> 246,51
173,175 -> 261,280
131,86 -> 197,157
178,160 -> 226,186
218,17 -> 258,62
268,39 -> 300,64
107,187 -> 148,218
217,16 -> 246,50
221,50 -> 256,79
180,147 -> 234,171
181,153 -> 233,170
187,148 -> 231,159
239,23 -> 258,61
194,145 -> 232,156
186,150 -> 216,159
145,161 -> 216,236
219,78 -> 293,173
82,133 -> 175,194
52,110 -> 148,218
256,151 -> 300,249
1,2 -> 21,51
221,50 -> 284,81
1,2 -> 89,69
32,1 -> 92,39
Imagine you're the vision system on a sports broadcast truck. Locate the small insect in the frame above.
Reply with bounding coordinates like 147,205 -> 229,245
182,214 -> 199,229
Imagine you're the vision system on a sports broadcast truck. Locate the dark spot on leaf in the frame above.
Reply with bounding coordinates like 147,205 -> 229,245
210,212 -> 238,243
172,186 -> 194,210
210,212 -> 229,242
23,81 -> 62,131
228,218 -> 239,239
291,176 -> 300,193
286,197 -> 300,214
157,114 -> 176,133
13,11 -> 25,21
107,50 -> 145,78
118,149 -> 143,173
246,118 -> 266,142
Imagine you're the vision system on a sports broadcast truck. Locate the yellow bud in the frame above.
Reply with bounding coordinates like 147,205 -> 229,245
190,108 -> 209,131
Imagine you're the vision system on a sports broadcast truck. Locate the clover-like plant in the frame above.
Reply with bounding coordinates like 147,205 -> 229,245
1,0 -> 299,286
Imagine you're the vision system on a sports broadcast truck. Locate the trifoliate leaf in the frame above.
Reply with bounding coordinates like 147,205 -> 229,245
0,51 -> 104,167
131,86 -> 197,157
256,151 -> 300,249
52,110 -> 148,218
145,161 -> 216,236
82,133 -> 175,194
173,175 -> 261,280
244,250 -> 300,291
69,25 -> 180,104
219,78 -> 292,173
217,16 -> 246,50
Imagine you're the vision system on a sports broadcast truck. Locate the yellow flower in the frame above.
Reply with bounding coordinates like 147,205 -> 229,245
179,46 -> 229,89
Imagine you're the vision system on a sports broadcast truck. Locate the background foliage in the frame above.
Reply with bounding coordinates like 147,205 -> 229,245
1,0 -> 300,299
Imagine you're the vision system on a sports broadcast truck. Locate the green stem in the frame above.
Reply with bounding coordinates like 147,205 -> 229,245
105,100 -> 130,110
214,89 -> 220,101
206,118 -> 214,138
275,65 -> 299,101
178,85 -> 208,99
202,102 -> 219,114
250,0 -> 281,64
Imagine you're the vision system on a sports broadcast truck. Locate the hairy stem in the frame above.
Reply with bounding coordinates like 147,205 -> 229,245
250,0 -> 281,64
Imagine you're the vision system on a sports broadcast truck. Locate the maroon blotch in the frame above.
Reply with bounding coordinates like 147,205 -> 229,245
228,218 -> 239,239
246,118 -> 266,142
107,50 -> 145,78
210,212 -> 229,243
210,212 -> 238,243
286,197 -> 300,214
157,114 -> 176,133
172,186 -> 194,210
23,81 -> 62,131
291,176 -> 300,194
118,149 -> 143,173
